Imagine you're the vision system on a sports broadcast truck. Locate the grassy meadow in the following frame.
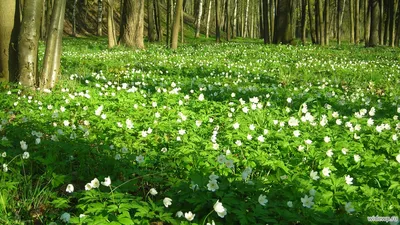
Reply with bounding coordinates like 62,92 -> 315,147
1,37 -> 400,224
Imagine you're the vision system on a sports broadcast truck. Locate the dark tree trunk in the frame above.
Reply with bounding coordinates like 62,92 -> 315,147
226,0 -> 231,40
368,0 -> 379,46
308,0 -> 316,43
18,0 -> 43,87
337,0 -> 342,44
148,0 -> 155,42
263,0 -> 270,43
273,0 -> 293,44
120,0 -> 145,49
107,0 -> 117,48
324,0 -> 330,45
97,0 -> 103,36
355,0 -> 360,43
216,0 -> 221,42
166,0 -> 171,46
301,0 -> 307,44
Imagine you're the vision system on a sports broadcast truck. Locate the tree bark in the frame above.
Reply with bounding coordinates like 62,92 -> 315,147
378,0 -> 384,44
107,0 -> 117,48
98,0 -> 103,36
308,0 -> 316,43
216,0 -> 221,42
364,0 -> 370,43
263,0 -> 270,43
206,0 -> 212,38
244,0 -> 250,37
171,0 -> 183,49
355,0 -> 360,44
349,0 -> 354,43
233,0 -> 237,37
301,0 -> 307,44
389,0 -> 398,46
368,0 -> 379,46
120,0 -> 145,49
154,0 -> 163,42
226,0 -> 231,40
337,0 -> 342,44
273,0 -> 293,43
195,0 -> 204,37
324,0 -> 330,45
0,0 -> 20,83
148,0 -> 155,42
41,0 -> 66,89
166,0 -> 171,46
18,0 -> 43,88
72,0 -> 78,36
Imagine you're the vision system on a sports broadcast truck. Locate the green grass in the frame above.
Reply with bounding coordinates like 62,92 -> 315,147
1,37 -> 400,224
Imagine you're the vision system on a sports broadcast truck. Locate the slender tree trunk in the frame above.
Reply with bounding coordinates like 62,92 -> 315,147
389,0 -> 398,46
368,0 -> 379,46
171,0 -> 183,49
364,0 -> 370,43
181,4 -> 184,43
233,0 -> 238,37
308,0 -> 316,43
154,0 -> 163,42
216,0 -> 221,42
270,0 -> 275,38
206,0 -> 212,38
324,0 -> 330,45
18,0 -> 43,87
337,0 -> 342,44
355,0 -> 360,43
195,0 -> 204,37
349,0 -> 354,43
107,0 -> 117,48
301,0 -> 307,44
244,0 -> 250,37
250,0 -> 255,38
167,0 -> 171,46
72,0 -> 78,36
41,0 -> 66,89
378,0 -> 384,44
40,0 -> 46,40
0,0 -> 20,83
263,0 -> 270,43
383,0 -> 389,45
226,0 -> 231,40
396,1 -> 400,46
98,0 -> 103,36
148,0 -> 155,42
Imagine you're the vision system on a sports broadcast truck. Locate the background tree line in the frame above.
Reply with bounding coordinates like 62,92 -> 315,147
1,0 -> 400,87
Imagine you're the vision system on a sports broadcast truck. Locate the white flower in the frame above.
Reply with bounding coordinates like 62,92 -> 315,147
22,151 -> 30,159
126,119 -> 134,129
176,211 -> 183,217
20,140 -> 28,150
95,105 -> 103,116
287,97 -> 292,103
310,170 -> 320,180
392,134 -> 398,141
195,120 -> 202,127
101,176 -> 111,187
249,124 -> 256,130
397,154 -> 400,163
213,200 -> 227,218
178,129 -> 186,135
257,135 -> 265,142
85,183 -> 93,190
235,140 -> 242,146
322,167 -> 331,177
288,117 -> 299,127
1,152 -> 5,157
66,184 -> 74,193
184,211 -> 195,221
345,202 -> 355,213
101,114 -> 107,119
207,179 -> 219,192
60,212 -> 71,223
305,139 -> 312,145
163,197 -> 172,207
233,122 -> 240,129
309,189 -> 316,196
90,178 -> 100,188
136,155 -> 145,163
225,159 -> 234,169
324,136 -> 331,143
209,174 -> 219,181
258,194 -> 268,206
354,154 -> 361,162
206,220 -> 216,225
367,118 -> 374,126
2,163 -> 8,172
326,149 -> 333,157
287,201 -> 293,207
242,107 -> 249,113
149,188 -> 158,196
198,93 -> 205,101
247,134 -> 252,140
341,148 -> 348,155
301,195 -> 314,208
293,130 -> 301,137
345,175 -> 353,185
298,145 -> 305,152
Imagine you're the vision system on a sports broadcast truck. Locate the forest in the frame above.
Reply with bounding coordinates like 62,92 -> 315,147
0,0 -> 400,224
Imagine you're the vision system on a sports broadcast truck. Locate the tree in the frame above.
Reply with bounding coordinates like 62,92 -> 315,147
0,0 -> 20,83
273,0 -> 294,44
367,0 -> 379,46
216,0 -> 221,42
263,0 -> 270,43
171,0 -> 183,49
355,0 -> 360,44
18,0 -> 43,87
106,0 -> 117,48
98,0 -> 103,36
226,0 -> 231,40
120,0 -> 145,49
148,0 -> 155,42
195,0 -> 204,37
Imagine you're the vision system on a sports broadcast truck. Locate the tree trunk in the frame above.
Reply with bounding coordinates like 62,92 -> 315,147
263,0 -> 270,43
120,0 -> 145,49
273,0 -> 293,43
181,4 -> 184,43
389,0 -> 398,46
337,0 -> 342,44
308,0 -> 316,43
40,0 -> 66,89
171,0 -> 183,49
378,0 -> 384,44
98,0 -> 103,36
226,0 -> 231,40
324,0 -> 330,45
368,0 -> 379,46
166,0 -> 171,46
18,0 -> 43,88
270,0 -> 275,38
216,0 -> 221,42
233,0 -> 238,37
349,0 -> 354,43
0,0 -> 20,83
301,0 -> 307,44
154,0 -> 163,42
206,0 -> 212,38
148,0 -> 155,42
364,0 -> 370,43
396,1 -> 400,46
107,0 -> 117,48
244,0 -> 250,37
72,0 -> 78,36
355,0 -> 360,43
195,0 -> 204,37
